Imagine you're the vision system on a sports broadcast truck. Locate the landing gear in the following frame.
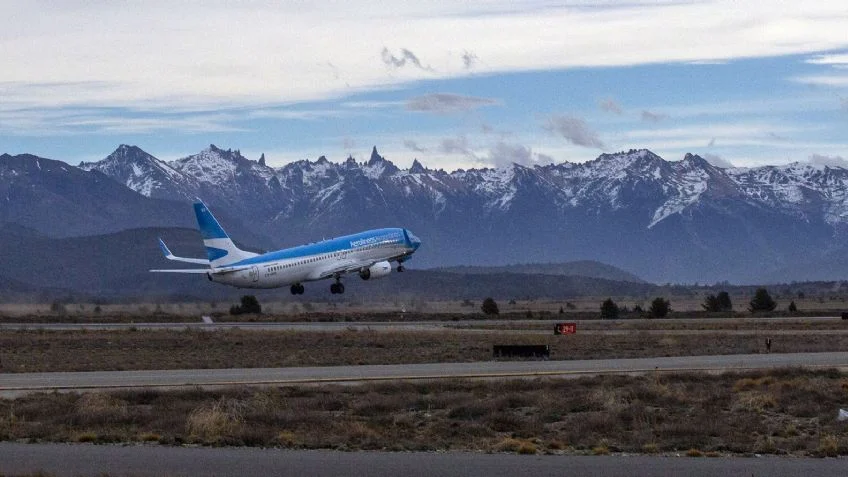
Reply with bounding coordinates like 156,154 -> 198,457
330,281 -> 345,294
290,283 -> 304,295
397,264 -> 405,272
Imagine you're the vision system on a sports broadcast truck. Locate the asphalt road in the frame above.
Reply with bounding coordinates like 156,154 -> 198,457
1,443 -> 845,477
2,352 -> 847,396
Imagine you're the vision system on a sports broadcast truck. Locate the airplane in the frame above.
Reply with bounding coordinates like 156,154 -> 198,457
151,200 -> 421,294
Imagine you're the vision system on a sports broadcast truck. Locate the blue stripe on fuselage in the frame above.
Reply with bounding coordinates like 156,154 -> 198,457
224,228 -> 407,267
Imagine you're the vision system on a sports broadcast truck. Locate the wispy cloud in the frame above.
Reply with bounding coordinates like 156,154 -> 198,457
805,53 -> 848,66
405,93 -> 498,114
488,141 -> 533,168
0,108 -> 244,136
381,47 -> 433,72
439,135 -> 476,157
403,139 -> 428,153
462,51 -> 479,69
641,110 -> 668,122
543,115 -> 605,149
791,74 -> 848,87
703,153 -> 734,168
599,98 -> 623,114
809,153 -> 848,168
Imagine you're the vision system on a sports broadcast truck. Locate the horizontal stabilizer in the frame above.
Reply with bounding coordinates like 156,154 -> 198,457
157,238 -> 210,265
150,269 -> 211,274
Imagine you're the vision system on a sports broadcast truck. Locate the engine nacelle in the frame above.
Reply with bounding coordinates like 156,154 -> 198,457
359,261 -> 392,280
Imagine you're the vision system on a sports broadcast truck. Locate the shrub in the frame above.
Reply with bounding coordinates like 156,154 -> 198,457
686,448 -> 704,457
592,442 -> 610,455
517,441 -> 538,454
818,435 -> 839,457
648,297 -> 671,318
749,288 -> 776,313
481,298 -> 499,315
230,295 -> 262,315
703,291 -> 732,312
788,300 -> 798,312
600,298 -> 619,320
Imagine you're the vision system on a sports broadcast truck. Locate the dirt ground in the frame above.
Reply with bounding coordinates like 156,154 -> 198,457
2,328 -> 847,373
1,369 -> 847,456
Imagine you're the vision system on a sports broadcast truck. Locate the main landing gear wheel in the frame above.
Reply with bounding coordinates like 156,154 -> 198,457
290,284 -> 304,295
330,282 -> 345,294
397,264 -> 405,272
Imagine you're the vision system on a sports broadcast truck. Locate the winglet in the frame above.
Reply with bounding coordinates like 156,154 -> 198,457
158,237 -> 172,258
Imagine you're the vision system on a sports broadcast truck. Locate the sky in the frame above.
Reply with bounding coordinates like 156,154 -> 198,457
1,0 -> 847,171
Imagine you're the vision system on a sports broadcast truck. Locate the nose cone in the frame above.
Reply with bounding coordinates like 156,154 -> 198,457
405,229 -> 421,251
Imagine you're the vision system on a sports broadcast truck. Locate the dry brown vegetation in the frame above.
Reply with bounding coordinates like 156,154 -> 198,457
3,328 -> 848,373
1,369 -> 847,455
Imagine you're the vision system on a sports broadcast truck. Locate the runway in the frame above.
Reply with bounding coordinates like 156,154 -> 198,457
2,443 -> 846,477
1,316 -> 846,334
2,352 -> 847,396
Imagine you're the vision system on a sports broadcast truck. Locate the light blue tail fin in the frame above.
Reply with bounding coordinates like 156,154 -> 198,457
193,200 -> 257,267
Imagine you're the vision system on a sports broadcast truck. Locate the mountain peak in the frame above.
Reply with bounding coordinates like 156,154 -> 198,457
369,146 -> 383,164
259,153 -> 266,167
104,144 -> 153,163
410,159 -> 427,174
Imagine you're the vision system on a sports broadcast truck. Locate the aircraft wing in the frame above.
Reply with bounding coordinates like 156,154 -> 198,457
209,264 -> 254,275
313,259 -> 374,280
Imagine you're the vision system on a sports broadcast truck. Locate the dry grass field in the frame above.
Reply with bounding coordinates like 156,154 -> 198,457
2,290 -> 848,319
1,369 -> 847,456
2,328 -> 848,373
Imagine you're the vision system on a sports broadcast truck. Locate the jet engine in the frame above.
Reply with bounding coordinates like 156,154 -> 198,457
359,261 -> 392,280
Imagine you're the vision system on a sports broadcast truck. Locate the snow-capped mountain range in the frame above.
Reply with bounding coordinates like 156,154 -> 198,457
5,144 -> 848,283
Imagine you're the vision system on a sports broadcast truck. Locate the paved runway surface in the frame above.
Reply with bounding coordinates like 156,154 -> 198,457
1,443 -> 845,477
2,352 -> 847,395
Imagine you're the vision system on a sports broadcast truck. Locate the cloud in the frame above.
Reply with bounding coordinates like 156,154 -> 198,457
791,75 -> 848,87
641,110 -> 668,122
439,135 -> 476,157
536,153 -> 555,164
707,137 -> 716,147
488,141 -> 533,168
405,93 -> 498,114
840,96 -> 848,111
462,51 -> 479,69
599,98 -> 623,115
381,47 -> 432,71
805,53 -> 848,66
403,139 -> 428,153
342,137 -> 356,149
703,153 -> 734,168
543,115 -> 605,149
809,153 -> 848,168
481,123 -> 494,134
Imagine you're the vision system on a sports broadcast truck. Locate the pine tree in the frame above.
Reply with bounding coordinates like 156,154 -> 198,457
749,288 -> 777,313
648,297 -> 671,318
481,297 -> 499,315
600,298 -> 619,320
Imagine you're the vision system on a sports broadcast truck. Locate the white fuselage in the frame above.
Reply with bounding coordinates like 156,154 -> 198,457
210,229 -> 414,289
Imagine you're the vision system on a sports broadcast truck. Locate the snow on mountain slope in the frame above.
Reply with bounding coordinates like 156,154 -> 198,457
79,144 -> 848,231
79,144 -> 197,200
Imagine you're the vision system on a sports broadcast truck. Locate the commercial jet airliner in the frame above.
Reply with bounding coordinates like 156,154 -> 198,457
151,201 -> 421,294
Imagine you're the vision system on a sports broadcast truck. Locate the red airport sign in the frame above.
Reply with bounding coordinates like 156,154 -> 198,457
554,322 -> 576,335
